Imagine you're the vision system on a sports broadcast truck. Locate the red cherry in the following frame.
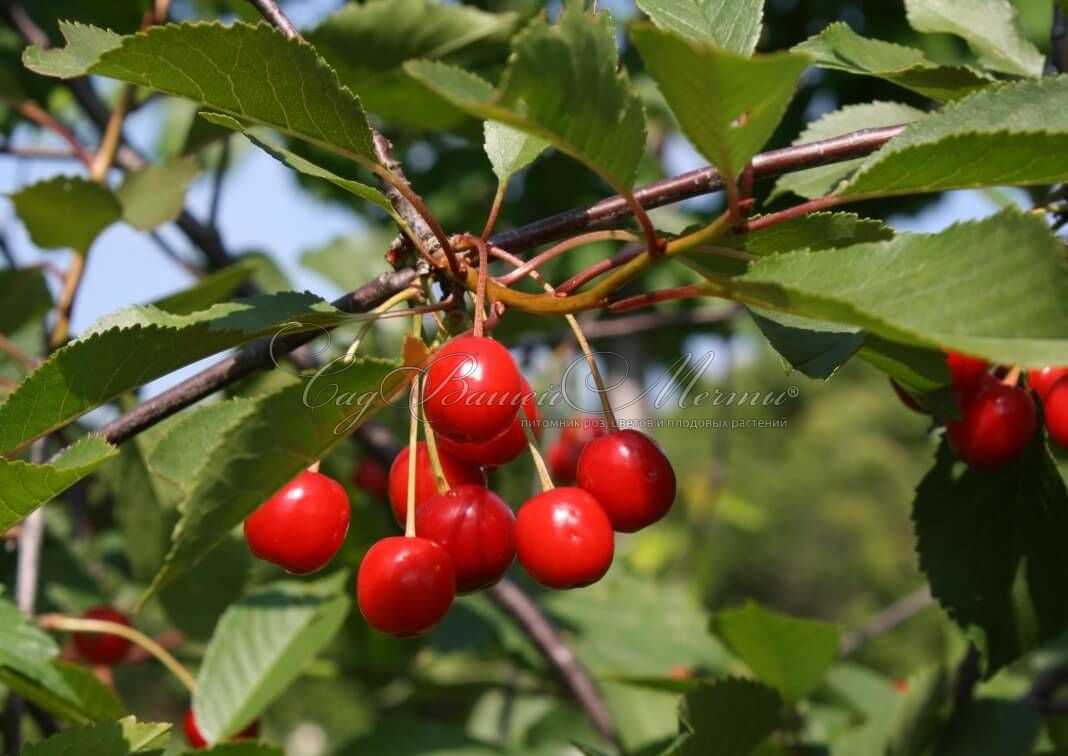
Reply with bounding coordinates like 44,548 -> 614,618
515,487 -> 614,589
890,379 -> 925,414
946,351 -> 989,396
436,379 -> 540,467
576,430 -> 676,532
184,709 -> 259,749
1028,366 -> 1068,401
547,415 -> 606,484
352,457 -> 389,499
357,536 -> 456,637
1044,378 -> 1068,450
72,606 -> 132,666
244,470 -> 350,575
947,380 -> 1037,468
560,415 -> 607,448
388,442 -> 484,526
416,485 -> 516,593
423,335 -> 523,442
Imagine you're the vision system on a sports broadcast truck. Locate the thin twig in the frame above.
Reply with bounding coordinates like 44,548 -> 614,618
607,284 -> 704,313
481,182 -> 508,240
14,102 -> 92,168
209,137 -> 230,227
246,0 -> 298,39
838,586 -> 933,656
0,144 -> 79,161
0,332 -> 38,373
742,195 -> 847,234
496,230 -> 639,286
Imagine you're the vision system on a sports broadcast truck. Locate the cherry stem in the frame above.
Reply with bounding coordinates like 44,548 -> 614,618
621,190 -> 663,257
520,420 -> 554,492
743,195 -> 846,234
608,284 -> 704,314
405,376 -> 420,538
420,388 -> 450,496
1003,366 -> 1022,386
38,614 -> 197,694
496,230 -> 640,286
342,287 -> 421,364
472,236 -> 489,338
307,460 -> 321,473
481,182 -> 508,240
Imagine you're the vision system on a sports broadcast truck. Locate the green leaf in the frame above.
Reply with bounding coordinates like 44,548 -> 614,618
483,121 -> 548,184
200,113 -> 395,217
0,437 -> 118,531
147,357 -> 407,598
306,0 -> 521,130
182,745 -> 283,756
905,0 -> 1044,78
717,212 -> 895,257
886,664 -> 952,756
770,103 -> 926,201
0,268 -> 51,384
300,232 -> 392,291
731,210 -> 1068,368
151,260 -> 259,316
0,292 -> 352,453
635,0 -> 764,54
334,718 -> 502,755
839,77 -> 1068,199
748,310 -> 865,380
194,572 -> 351,744
793,22 -> 991,102
0,589 -> 60,681
9,176 -> 122,255
159,535 -> 252,642
630,24 -> 806,182
407,0 -> 646,189
115,157 -> 200,231
709,602 -> 840,702
25,21 -> 377,165
22,716 -> 170,756
913,441 -> 1068,675
936,698 -> 1040,755
671,678 -> 783,755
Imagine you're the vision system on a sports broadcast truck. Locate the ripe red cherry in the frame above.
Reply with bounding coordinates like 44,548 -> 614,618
1028,366 -> 1068,401
576,430 -> 676,532
547,415 -> 606,484
946,351 -> 989,396
436,378 -> 540,468
357,536 -> 455,637
1044,378 -> 1068,450
388,442 -> 484,525
423,335 -> 523,442
890,379 -> 925,414
72,606 -> 132,666
352,457 -> 389,499
947,380 -> 1037,468
416,485 -> 516,592
184,708 -> 259,749
515,487 -> 614,589
244,470 -> 350,575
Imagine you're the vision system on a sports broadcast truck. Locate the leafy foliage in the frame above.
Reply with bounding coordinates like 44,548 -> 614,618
634,0 -> 765,55
9,176 -> 122,254
22,716 -> 170,756
115,157 -> 200,231
664,677 -> 783,755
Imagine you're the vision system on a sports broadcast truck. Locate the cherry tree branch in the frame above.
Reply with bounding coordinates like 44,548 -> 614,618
839,586 -> 933,656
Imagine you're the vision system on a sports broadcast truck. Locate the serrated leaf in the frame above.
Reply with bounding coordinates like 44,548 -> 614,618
151,260 -> 259,316
201,113 -> 395,217
709,602 -> 840,702
905,0 -> 1044,78
194,572 -> 351,744
0,292 -> 353,453
483,121 -> 548,183
407,0 -> 646,189
0,268 -> 50,384
630,24 -> 806,183
635,0 -> 764,54
914,441 -> 1068,675
770,103 -> 926,201
718,212 -> 895,257
0,590 -> 60,679
22,716 -> 170,756
25,21 -> 377,165
306,0 -> 520,130
147,357 -> 407,598
794,22 -> 991,102
116,156 -> 200,231
936,698 -> 1040,755
839,77 -> 1068,198
730,210 -> 1068,368
9,176 -> 122,255
102,437 -> 174,581
0,437 -> 118,531
674,678 -> 783,755
748,309 -> 865,379
159,535 -> 251,642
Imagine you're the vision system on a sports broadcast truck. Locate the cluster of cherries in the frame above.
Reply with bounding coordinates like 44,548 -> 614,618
244,334 -> 676,638
67,606 -> 258,748
893,352 -> 1068,468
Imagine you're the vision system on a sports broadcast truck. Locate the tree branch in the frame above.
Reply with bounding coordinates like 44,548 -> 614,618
839,586 -> 933,656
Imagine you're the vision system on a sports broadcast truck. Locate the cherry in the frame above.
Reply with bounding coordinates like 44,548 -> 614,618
1028,366 -> 1068,401
244,470 -> 350,575
352,457 -> 389,499
388,442 -> 484,526
357,536 -> 455,637
548,415 -> 606,484
416,485 -> 516,592
576,429 -> 676,532
890,379 -> 925,414
423,335 -> 523,443
1044,377 -> 1068,450
515,487 -> 614,589
184,709 -> 259,749
946,351 -> 989,397
72,606 -> 132,666
436,378 -> 540,468
947,379 -> 1037,468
